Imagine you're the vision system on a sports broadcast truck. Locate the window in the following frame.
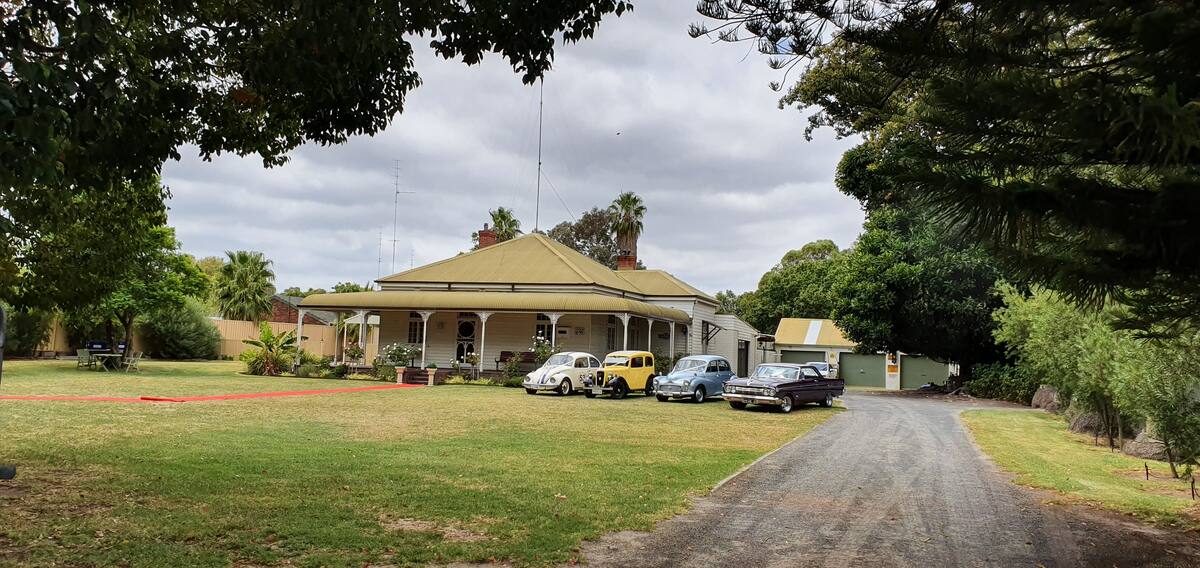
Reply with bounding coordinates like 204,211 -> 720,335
606,326 -> 617,351
802,367 -> 821,379
407,313 -> 424,344
706,362 -> 720,373
535,313 -> 551,339
630,357 -> 644,368
717,360 -> 731,373
589,357 -> 601,368
574,358 -> 588,368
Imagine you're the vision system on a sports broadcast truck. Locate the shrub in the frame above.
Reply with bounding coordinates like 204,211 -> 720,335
966,363 -> 1040,404
343,343 -> 364,362
529,335 -> 558,365
331,364 -> 349,379
653,351 -> 687,375
501,375 -> 525,388
1,303 -> 54,357
139,298 -> 220,360
1113,333 -> 1200,478
240,323 -> 297,376
295,364 -> 325,378
501,353 -> 523,383
376,343 -> 417,367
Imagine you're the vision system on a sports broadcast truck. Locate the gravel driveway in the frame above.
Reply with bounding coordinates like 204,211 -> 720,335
579,392 -> 1196,567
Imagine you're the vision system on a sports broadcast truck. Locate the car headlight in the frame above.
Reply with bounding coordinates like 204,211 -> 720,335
766,387 -> 777,396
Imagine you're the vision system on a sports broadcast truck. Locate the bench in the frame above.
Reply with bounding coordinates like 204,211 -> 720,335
495,350 -> 539,371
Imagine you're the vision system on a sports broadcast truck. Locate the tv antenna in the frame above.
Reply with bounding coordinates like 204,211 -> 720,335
389,160 -> 415,274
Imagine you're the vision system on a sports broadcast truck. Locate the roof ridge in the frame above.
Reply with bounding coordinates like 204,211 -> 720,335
533,234 -> 595,284
377,233 -> 532,282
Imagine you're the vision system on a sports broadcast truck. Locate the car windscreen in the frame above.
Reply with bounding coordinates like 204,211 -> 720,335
672,358 -> 707,373
543,354 -> 572,367
604,356 -> 629,366
752,365 -> 799,381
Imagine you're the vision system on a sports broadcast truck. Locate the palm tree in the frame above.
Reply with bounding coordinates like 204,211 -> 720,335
609,191 -> 646,258
215,250 -> 275,321
241,322 -> 297,376
489,207 -> 522,242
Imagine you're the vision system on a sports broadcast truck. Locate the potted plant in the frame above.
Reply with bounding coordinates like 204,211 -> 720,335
426,362 -> 439,386
344,343 -> 364,364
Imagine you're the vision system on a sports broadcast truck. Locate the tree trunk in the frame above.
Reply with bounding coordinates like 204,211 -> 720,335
121,313 -> 136,358
104,320 -> 116,353
1163,438 -> 1179,479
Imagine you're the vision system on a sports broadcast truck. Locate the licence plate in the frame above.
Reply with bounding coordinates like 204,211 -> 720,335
591,386 -> 603,395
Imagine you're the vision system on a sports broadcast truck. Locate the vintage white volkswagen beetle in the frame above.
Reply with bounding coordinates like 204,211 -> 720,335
522,351 -> 602,396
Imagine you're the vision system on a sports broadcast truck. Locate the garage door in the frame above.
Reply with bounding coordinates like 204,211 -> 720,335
781,350 -> 825,364
900,355 -> 948,389
838,353 -> 885,387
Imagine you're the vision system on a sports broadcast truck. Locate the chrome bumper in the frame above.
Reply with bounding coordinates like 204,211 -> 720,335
654,386 -> 694,398
722,392 -> 783,405
522,381 -> 559,391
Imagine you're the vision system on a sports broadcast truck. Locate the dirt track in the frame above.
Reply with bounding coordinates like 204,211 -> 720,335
579,392 -> 1199,567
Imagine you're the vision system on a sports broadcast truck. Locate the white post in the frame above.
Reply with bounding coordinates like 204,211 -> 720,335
545,313 -> 562,348
418,311 -> 434,368
669,322 -> 676,357
356,310 -> 367,363
646,319 -> 653,351
476,311 -> 493,375
619,313 -> 630,350
296,309 -> 306,354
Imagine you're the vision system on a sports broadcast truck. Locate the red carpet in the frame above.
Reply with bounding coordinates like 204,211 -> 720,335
0,383 -> 420,404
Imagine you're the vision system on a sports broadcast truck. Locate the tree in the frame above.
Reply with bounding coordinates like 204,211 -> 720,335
1,177 -> 167,312
241,322 -> 297,376
193,256 -> 225,281
3,1 -> 632,192
609,192 -> 646,259
827,144 -> 1005,381
3,1 -> 631,313
215,251 -> 275,322
547,207 -> 620,267
714,290 -> 741,315
332,282 -> 370,294
738,243 -> 846,333
694,1 -> 1200,331
280,287 -> 327,298
140,297 -> 221,360
96,227 -> 209,356
487,207 -> 522,243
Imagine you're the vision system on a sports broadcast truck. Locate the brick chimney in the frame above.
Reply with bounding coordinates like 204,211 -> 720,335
616,253 -> 637,270
477,223 -> 497,249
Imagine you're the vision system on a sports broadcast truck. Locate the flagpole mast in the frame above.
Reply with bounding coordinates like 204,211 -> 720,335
534,78 -> 544,232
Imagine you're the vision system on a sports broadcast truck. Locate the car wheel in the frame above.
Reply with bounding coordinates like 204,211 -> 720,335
778,394 -> 794,414
644,376 -> 656,396
559,379 -> 572,396
729,401 -> 747,410
656,394 -> 669,402
525,388 -> 537,395
820,392 -> 833,408
612,380 -> 628,399
584,391 -> 596,399
692,385 -> 706,403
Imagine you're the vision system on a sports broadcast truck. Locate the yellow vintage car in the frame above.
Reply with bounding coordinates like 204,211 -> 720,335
583,350 -> 656,399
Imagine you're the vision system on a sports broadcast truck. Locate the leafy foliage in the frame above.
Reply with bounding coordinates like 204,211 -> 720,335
694,0 -> 1200,331
215,251 -> 275,321
994,286 -> 1200,475
0,302 -> 53,357
827,144 -> 1005,374
281,287 -> 327,297
609,191 -> 646,258
735,240 -> 846,333
240,323 -> 296,376
547,207 -> 620,268
966,363 -> 1040,405
139,297 -> 220,360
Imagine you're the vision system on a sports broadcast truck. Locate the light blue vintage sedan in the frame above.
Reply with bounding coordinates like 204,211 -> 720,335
652,355 -> 735,403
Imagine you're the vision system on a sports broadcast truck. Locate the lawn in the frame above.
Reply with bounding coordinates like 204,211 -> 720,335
962,409 -> 1199,529
0,360 -> 839,567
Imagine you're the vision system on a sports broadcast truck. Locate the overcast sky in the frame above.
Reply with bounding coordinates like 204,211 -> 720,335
161,3 -> 864,295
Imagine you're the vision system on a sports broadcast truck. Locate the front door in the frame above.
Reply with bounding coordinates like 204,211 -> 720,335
456,316 -> 477,362
737,340 -> 749,377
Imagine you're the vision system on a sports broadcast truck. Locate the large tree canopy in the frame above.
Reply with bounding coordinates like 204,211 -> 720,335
3,1 -> 633,190
694,1 -> 1200,331
829,144 -> 1005,377
732,240 -> 846,333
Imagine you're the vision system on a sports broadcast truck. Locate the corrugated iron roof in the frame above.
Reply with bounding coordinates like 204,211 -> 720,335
377,233 -> 639,292
300,290 -> 691,322
615,270 -> 716,301
773,318 -> 855,348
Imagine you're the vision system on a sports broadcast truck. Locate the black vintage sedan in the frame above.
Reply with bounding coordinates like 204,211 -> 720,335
722,363 -> 845,413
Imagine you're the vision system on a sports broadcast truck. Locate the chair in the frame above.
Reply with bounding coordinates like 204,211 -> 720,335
123,352 -> 143,373
76,349 -> 96,370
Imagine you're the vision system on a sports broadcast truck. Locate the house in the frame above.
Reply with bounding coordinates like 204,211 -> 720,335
299,227 -> 769,380
773,317 -> 948,390
269,295 -> 337,326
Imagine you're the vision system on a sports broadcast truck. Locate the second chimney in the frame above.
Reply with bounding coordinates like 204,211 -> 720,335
477,223 -> 497,249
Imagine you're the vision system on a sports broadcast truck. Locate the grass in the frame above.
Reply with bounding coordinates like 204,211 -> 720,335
962,409 -> 1198,530
0,360 -> 839,567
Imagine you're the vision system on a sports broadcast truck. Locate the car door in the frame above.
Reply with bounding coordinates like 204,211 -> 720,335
797,366 -> 824,402
715,358 -> 734,393
570,356 -> 589,385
